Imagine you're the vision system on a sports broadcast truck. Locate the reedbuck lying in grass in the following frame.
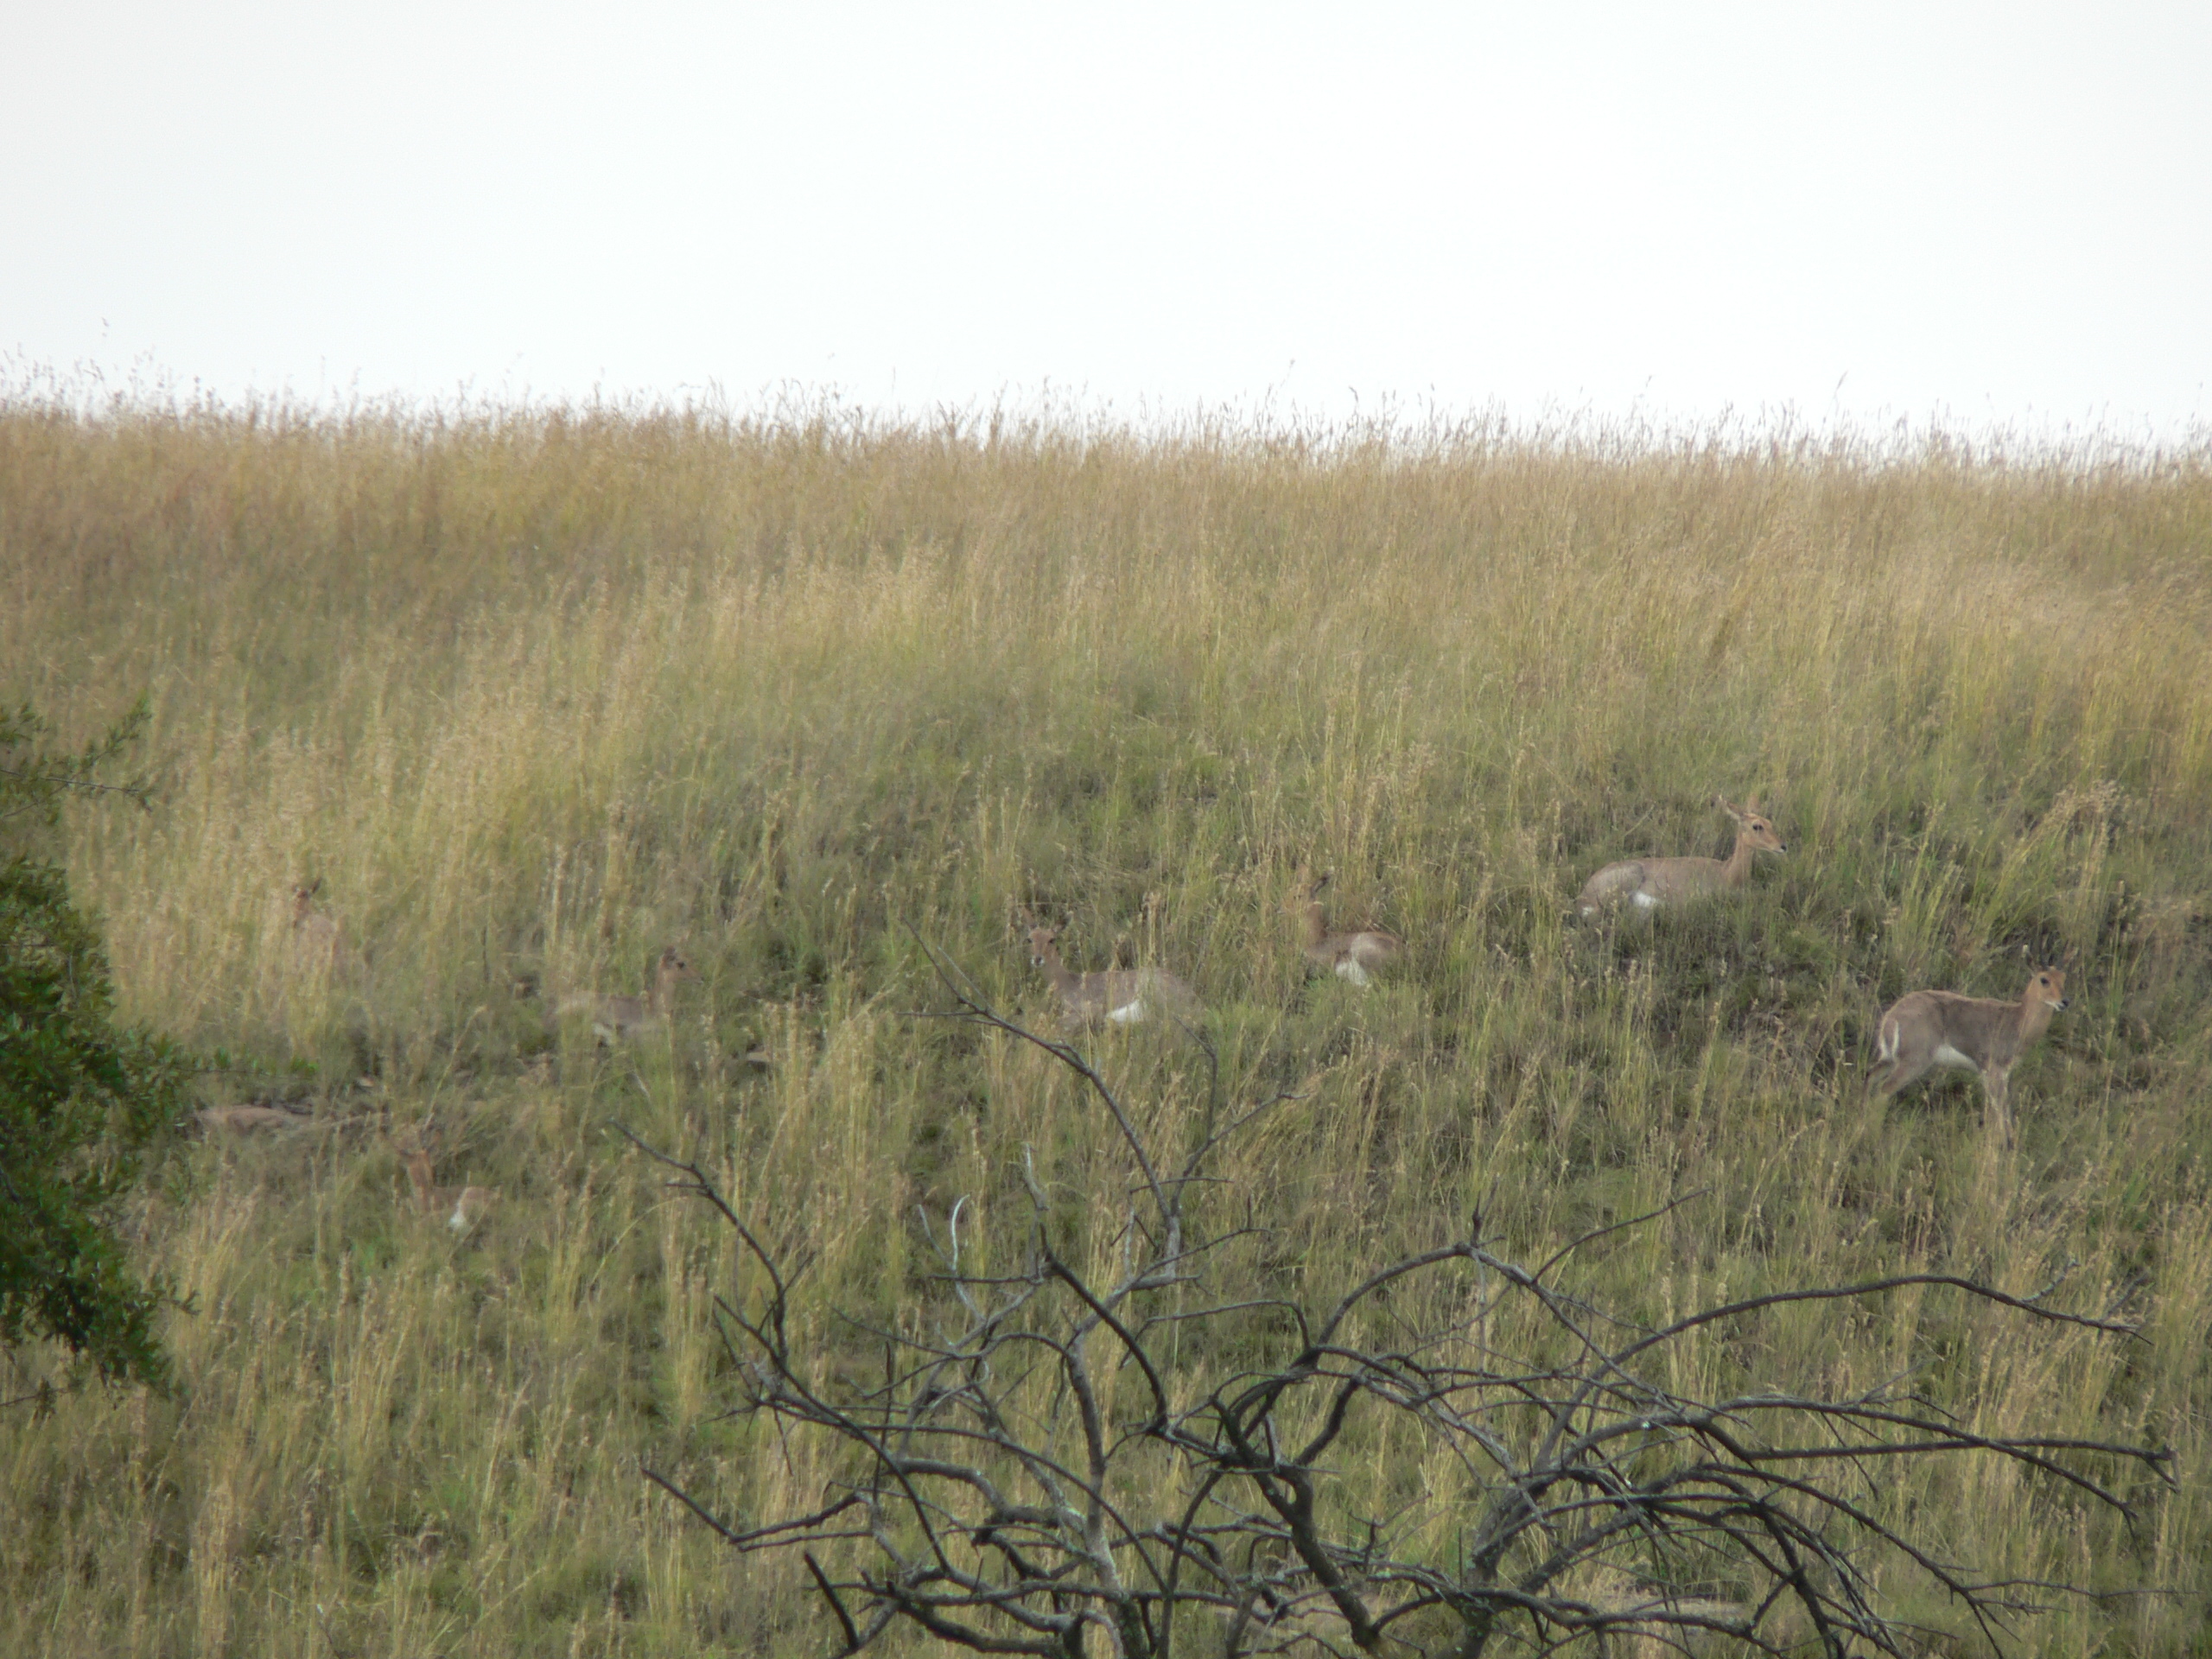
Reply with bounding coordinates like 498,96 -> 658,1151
394,1127 -> 497,1235
1871,965 -> 2069,1143
1025,921 -> 1200,1035
1577,795 -> 1787,917
556,946 -> 696,1042
1289,870 -> 1402,988
195,1103 -> 311,1135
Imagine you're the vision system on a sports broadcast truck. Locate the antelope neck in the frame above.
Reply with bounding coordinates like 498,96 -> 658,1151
1721,831 -> 1758,881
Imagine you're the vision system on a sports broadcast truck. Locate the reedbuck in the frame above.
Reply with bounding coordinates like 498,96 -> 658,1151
1870,965 -> 2069,1143
556,946 -> 696,1042
1289,870 -> 1402,988
290,879 -> 354,975
394,1128 -> 498,1235
1026,921 -> 1201,1035
1576,796 -> 1787,917
195,1103 -> 310,1135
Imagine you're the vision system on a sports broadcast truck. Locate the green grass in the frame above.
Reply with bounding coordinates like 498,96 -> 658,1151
3,394 -> 2209,1655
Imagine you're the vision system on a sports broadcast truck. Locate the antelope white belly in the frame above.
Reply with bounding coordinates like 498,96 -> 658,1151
1931,1043 -> 1979,1071
1631,892 -> 1661,910
1107,998 -> 1146,1025
1335,958 -> 1371,988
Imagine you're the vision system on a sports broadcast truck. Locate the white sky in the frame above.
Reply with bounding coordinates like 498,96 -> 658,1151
4,3 -> 2208,437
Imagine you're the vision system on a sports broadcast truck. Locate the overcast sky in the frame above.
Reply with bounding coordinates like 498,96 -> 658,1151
5,3 -> 2207,437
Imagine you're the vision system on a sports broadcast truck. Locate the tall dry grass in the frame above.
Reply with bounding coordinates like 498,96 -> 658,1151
3,391 -> 2209,1656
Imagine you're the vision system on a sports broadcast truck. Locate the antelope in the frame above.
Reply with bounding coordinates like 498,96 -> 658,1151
1869,964 -> 2069,1142
1026,922 -> 1200,1035
395,1128 -> 498,1235
556,946 -> 696,1042
1576,796 -> 1787,917
195,1103 -> 309,1135
1289,870 -> 1402,988
290,879 -> 353,974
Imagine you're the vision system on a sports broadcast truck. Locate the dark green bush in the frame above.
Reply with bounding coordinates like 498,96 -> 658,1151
0,700 -> 190,1390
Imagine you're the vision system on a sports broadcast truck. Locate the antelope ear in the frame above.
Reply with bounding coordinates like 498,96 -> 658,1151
1715,795 -> 1743,820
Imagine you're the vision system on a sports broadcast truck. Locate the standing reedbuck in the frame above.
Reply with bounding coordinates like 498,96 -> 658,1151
556,946 -> 696,1042
1576,795 -> 1788,917
1289,869 -> 1403,988
1870,964 -> 2069,1143
1025,918 -> 1201,1035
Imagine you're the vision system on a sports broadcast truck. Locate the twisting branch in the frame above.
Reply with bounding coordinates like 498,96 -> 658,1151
914,931 -> 1178,1250
636,963 -> 2172,1659
0,697 -> 158,826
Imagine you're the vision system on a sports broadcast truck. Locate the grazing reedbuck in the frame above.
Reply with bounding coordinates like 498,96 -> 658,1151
1025,919 -> 1201,1035
556,946 -> 696,1042
395,1127 -> 498,1235
1576,795 -> 1787,917
1869,964 -> 2069,1143
1289,869 -> 1403,988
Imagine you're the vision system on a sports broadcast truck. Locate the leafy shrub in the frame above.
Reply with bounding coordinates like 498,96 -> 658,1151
0,699 -> 190,1390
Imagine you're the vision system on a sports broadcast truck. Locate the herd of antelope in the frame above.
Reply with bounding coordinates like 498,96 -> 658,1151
1590,795 -> 2069,1144
236,792 -> 2073,1230
1024,793 -> 2069,1144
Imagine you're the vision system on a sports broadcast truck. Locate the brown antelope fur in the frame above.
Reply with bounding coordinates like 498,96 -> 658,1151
1870,965 -> 2069,1143
1025,920 -> 1200,1035
1577,796 -> 1787,917
290,879 -> 354,974
1289,870 -> 1402,988
556,946 -> 696,1041
395,1127 -> 498,1235
195,1104 -> 308,1135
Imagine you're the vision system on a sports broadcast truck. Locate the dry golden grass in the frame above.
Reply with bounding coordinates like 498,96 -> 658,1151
3,391 -> 2209,1656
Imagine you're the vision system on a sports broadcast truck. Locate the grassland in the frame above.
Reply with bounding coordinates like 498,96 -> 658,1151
2,391 -> 2208,1656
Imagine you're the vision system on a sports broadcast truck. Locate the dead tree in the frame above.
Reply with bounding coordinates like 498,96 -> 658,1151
634,966 -> 2169,1658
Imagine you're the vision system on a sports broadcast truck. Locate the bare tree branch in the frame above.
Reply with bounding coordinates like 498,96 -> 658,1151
633,964 -> 2171,1659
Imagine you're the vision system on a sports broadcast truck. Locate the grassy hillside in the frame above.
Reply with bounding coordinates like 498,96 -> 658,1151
3,396 -> 2209,1656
